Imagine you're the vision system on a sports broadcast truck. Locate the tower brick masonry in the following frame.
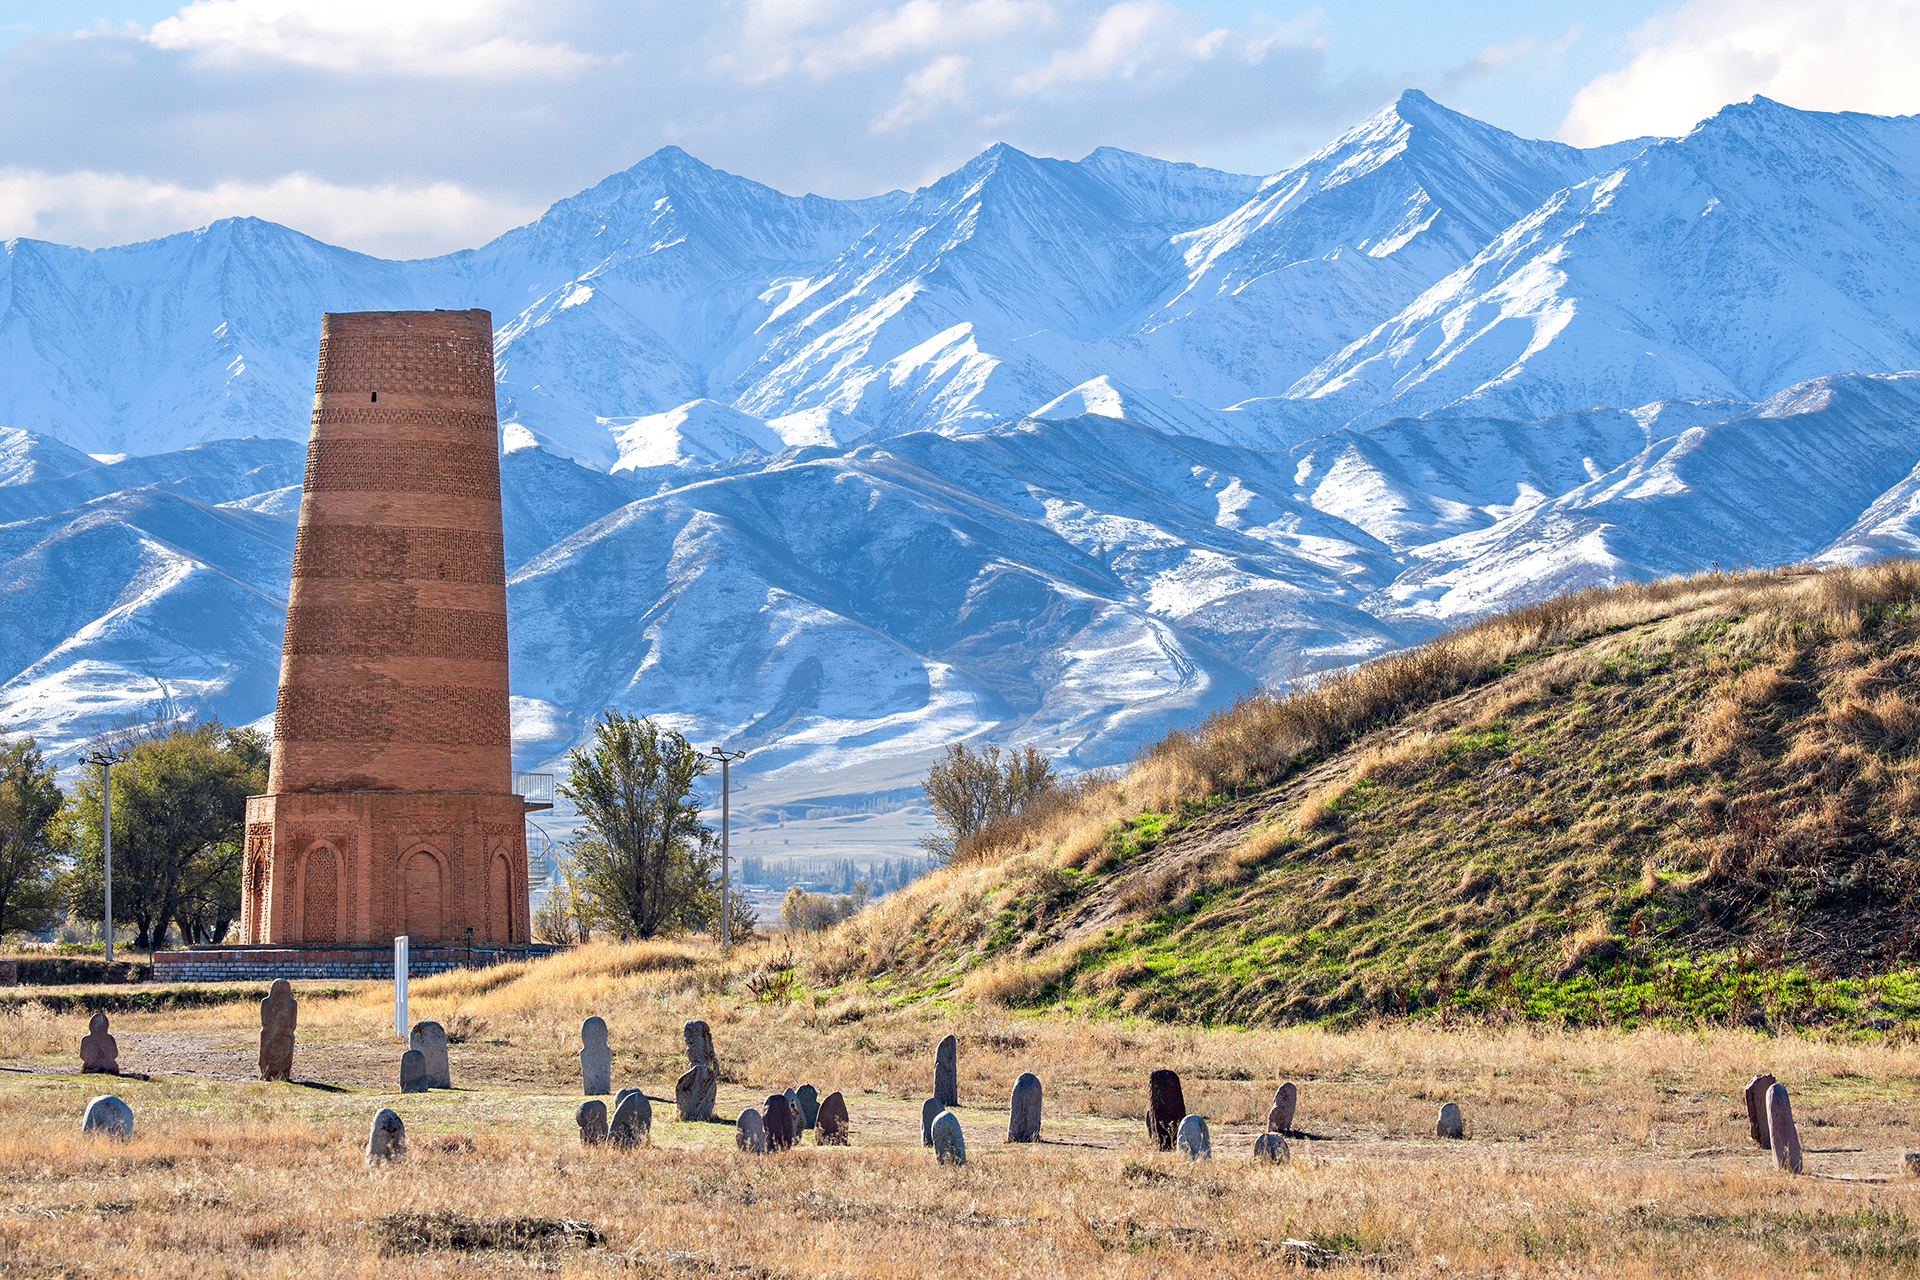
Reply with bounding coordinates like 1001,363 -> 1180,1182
241,309 -> 529,946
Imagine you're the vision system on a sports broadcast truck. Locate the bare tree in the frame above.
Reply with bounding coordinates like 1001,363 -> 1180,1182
919,743 -> 1055,862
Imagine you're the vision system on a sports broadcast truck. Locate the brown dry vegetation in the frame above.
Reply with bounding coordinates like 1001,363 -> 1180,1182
4,943 -> 1920,1277
811,562 -> 1920,1024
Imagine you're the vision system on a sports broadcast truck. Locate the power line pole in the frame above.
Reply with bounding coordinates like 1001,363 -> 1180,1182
706,748 -> 746,951
82,746 -> 125,963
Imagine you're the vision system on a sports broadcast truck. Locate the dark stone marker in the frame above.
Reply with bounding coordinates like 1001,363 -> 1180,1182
1007,1072 -> 1042,1143
1766,1083 -> 1802,1174
796,1083 -> 819,1130
922,1097 -> 943,1146
80,1012 -> 119,1075
765,1093 -> 796,1151
1252,1132 -> 1290,1163
409,1021 -> 450,1089
399,1048 -> 429,1094
1147,1070 -> 1185,1151
934,1034 -> 958,1108
1744,1073 -> 1776,1149
611,1090 -> 652,1148
1436,1102 -> 1464,1139
1177,1114 -> 1211,1161
81,1095 -> 133,1138
815,1090 -> 850,1145
736,1108 -> 766,1153
576,1099 -> 608,1146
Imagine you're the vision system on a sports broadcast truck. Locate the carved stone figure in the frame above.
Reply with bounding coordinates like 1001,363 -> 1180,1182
1252,1132 -> 1290,1163
1008,1072 -> 1042,1143
1269,1081 -> 1297,1133
366,1108 -> 406,1163
921,1097 -> 943,1146
796,1083 -> 819,1130
765,1094 -> 796,1152
611,1090 -> 652,1148
1436,1102 -> 1464,1139
934,1034 -> 958,1108
259,979 -> 297,1081
1744,1073 -> 1776,1149
580,1017 -> 612,1095
399,1049 -> 429,1093
675,1020 -> 718,1121
79,1013 -> 118,1074
736,1108 -> 767,1154
931,1109 -> 967,1166
1177,1114 -> 1212,1160
815,1091 -> 849,1145
1767,1083 -> 1802,1174
82,1095 -> 133,1138
409,1021 -> 450,1089
576,1099 -> 608,1145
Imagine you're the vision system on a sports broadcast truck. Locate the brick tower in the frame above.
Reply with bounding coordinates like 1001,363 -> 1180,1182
241,309 -> 529,945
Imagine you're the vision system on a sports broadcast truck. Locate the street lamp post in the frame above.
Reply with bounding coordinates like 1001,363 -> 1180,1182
706,748 -> 746,950
82,747 -> 125,963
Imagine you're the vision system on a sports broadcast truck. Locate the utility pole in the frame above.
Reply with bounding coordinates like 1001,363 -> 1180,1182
706,748 -> 746,950
82,746 -> 126,963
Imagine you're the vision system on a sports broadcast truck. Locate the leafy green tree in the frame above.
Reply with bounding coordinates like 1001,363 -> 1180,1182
62,721 -> 268,948
560,711 -> 716,938
919,742 -> 1056,862
0,734 -> 65,938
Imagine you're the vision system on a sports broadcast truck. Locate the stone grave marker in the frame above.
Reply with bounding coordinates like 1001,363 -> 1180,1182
1007,1072 -> 1042,1143
676,1020 -> 718,1121
399,1049 -> 429,1093
1252,1132 -> 1290,1163
576,1099 -> 608,1146
765,1093 -> 796,1151
815,1091 -> 849,1145
736,1108 -> 767,1154
366,1108 -> 406,1163
81,1095 -> 133,1138
931,1109 -> 967,1166
259,979 -> 297,1081
580,1017 -> 612,1096
934,1034 -> 959,1108
1904,1151 -> 1920,1179
1147,1070 -> 1185,1151
1269,1081 -> 1297,1133
796,1083 -> 819,1130
921,1097 -> 943,1146
1766,1083 -> 1802,1174
409,1020 -> 450,1089
79,1013 -> 118,1075
784,1087 -> 800,1130
611,1090 -> 652,1148
1436,1102 -> 1464,1139
1177,1114 -> 1212,1161
1744,1073 -> 1776,1149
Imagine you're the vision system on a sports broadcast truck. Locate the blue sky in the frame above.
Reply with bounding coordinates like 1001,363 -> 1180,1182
1,1 -> 1914,256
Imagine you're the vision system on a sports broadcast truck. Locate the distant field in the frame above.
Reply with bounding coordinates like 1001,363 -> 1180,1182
1,940 -> 1917,1277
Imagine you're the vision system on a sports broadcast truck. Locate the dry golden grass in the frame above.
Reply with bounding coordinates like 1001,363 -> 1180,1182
2,941 -> 1920,1276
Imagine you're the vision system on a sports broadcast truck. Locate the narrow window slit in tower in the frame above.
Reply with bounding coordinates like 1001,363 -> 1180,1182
371,391 -> 378,402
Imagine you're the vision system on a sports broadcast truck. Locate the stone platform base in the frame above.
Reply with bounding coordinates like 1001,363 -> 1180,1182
153,944 -> 556,983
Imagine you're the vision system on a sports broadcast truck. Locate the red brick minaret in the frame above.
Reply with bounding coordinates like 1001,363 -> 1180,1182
241,309 -> 529,945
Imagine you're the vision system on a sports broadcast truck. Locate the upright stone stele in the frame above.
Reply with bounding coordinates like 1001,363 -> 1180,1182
1007,1072 -> 1042,1143
1146,1070 -> 1185,1151
1177,1115 -> 1212,1160
579,1017 -> 612,1096
1904,1151 -> 1920,1179
409,1021 -> 450,1089
1252,1132 -> 1290,1163
399,1049 -> 429,1093
1744,1073 -> 1776,1149
815,1091 -> 850,1145
576,1099 -> 608,1146
366,1108 -> 406,1163
934,1034 -> 959,1108
611,1091 -> 652,1148
676,1019 -> 718,1121
765,1094 -> 796,1152
258,979 -> 297,1081
796,1083 -> 820,1130
921,1097 -> 943,1146
242,309 -> 531,950
81,1095 -> 134,1138
79,1013 -> 119,1074
1269,1081 -> 1298,1133
1766,1083 -> 1802,1174
1436,1102 -> 1464,1139
931,1109 -> 967,1166
736,1108 -> 767,1154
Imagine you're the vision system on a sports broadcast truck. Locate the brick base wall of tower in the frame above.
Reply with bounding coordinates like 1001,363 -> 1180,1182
243,309 -> 530,946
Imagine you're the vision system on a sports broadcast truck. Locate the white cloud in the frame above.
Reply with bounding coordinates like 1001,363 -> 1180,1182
146,0 -> 600,78
1561,0 -> 1920,145
873,54 -> 973,133
0,168 -> 541,258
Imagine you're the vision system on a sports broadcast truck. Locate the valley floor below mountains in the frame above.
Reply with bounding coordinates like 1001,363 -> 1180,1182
1,952 -> 1918,1277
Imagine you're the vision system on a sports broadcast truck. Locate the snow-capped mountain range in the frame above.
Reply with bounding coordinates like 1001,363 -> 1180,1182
5,91 -> 1920,827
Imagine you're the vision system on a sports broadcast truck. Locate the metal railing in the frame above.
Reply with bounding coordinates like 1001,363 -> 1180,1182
514,772 -> 555,811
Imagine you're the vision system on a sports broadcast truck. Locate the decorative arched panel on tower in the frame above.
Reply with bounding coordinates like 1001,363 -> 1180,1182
302,844 -> 339,943
403,847 -> 446,941
489,849 -> 512,943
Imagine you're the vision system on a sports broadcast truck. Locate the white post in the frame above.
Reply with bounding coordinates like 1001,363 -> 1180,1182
101,761 -> 114,965
720,755 -> 731,952
394,935 -> 409,1040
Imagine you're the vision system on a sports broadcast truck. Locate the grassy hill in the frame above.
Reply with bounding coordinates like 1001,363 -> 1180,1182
811,562 -> 1920,1031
